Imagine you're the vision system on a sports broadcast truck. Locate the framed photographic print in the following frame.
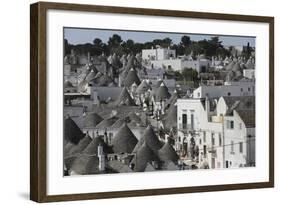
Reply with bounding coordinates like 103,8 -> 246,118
30,1 -> 274,202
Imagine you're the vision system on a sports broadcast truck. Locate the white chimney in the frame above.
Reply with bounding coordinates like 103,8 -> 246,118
205,96 -> 210,121
98,144 -> 105,171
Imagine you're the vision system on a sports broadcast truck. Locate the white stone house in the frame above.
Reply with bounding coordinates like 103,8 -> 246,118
176,95 -> 255,169
192,81 -> 255,99
142,47 -> 176,61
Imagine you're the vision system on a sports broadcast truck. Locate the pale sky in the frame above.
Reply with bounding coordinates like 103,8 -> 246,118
64,27 -> 255,47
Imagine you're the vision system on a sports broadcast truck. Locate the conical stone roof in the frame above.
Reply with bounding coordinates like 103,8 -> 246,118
115,87 -> 135,106
67,135 -> 92,156
64,81 -> 73,88
245,59 -> 255,69
131,142 -> 159,172
64,141 -> 75,156
70,155 -> 100,175
155,83 -> 171,101
225,61 -> 235,70
164,104 -> 177,130
83,136 -> 107,155
85,70 -> 96,82
144,125 -> 163,152
110,118 -> 126,129
157,142 -> 179,162
124,68 -> 141,87
112,124 -> 138,154
84,112 -> 103,128
96,74 -> 113,86
127,112 -> 142,124
136,80 -> 150,94
232,63 -> 242,72
166,90 -> 179,107
95,116 -> 119,129
64,117 -> 84,144
155,79 -> 164,88
133,125 -> 163,154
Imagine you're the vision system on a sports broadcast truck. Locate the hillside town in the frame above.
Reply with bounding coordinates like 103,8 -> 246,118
63,33 -> 255,175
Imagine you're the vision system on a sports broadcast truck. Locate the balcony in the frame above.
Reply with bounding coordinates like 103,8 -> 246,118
178,123 -> 195,134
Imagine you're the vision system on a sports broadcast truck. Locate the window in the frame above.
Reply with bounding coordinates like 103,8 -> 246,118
197,92 -> 200,98
190,113 -> 194,130
199,139 -> 202,145
248,87 -> 251,91
230,121 -> 234,129
182,114 -> 187,129
231,141 -> 234,154
227,92 -> 231,96
109,133 -> 113,145
226,120 -> 234,129
239,123 -> 242,130
203,131 -> 206,143
239,142 -> 243,153
211,133 -> 215,146
240,88 -> 243,92
203,145 -> 207,157
219,134 -> 222,146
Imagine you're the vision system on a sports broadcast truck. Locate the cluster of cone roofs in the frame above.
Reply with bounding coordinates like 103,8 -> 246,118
224,58 -> 255,81
76,53 -> 144,90
64,117 -> 179,175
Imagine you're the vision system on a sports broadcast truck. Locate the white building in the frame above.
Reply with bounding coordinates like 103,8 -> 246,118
192,81 -> 255,99
243,69 -> 255,79
142,46 -> 176,61
150,57 -> 211,73
176,95 -> 255,169
142,47 -> 211,73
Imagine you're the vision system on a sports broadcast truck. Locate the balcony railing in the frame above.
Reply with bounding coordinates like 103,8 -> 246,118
178,123 -> 194,133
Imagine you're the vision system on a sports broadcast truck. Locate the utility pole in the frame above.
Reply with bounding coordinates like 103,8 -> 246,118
222,115 -> 226,168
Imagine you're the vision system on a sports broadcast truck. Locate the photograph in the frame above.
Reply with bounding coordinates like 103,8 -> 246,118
63,28 -> 256,176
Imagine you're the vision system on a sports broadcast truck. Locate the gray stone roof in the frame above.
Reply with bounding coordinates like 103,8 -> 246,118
157,142 -> 179,163
107,160 -> 132,173
112,124 -> 138,154
136,80 -> 151,94
67,135 -> 92,157
155,83 -> 171,101
131,142 -> 159,172
64,81 -> 73,88
225,61 -> 235,70
236,109 -> 255,128
70,155 -> 100,175
83,136 -> 107,155
163,104 -> 177,130
223,96 -> 255,127
114,87 -> 136,106
95,116 -> 119,129
83,112 -> 103,128
64,116 -> 84,144
124,68 -> 141,87
132,125 -> 163,154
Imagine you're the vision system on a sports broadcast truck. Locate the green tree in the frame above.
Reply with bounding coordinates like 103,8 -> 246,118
181,35 -> 191,47
162,37 -> 173,48
93,38 -> 102,46
108,34 -> 123,48
182,68 -> 198,82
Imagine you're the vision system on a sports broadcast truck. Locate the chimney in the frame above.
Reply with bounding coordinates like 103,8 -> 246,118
92,89 -> 99,104
87,52 -> 90,63
205,95 -> 210,121
98,144 -> 105,171
104,129 -> 108,144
